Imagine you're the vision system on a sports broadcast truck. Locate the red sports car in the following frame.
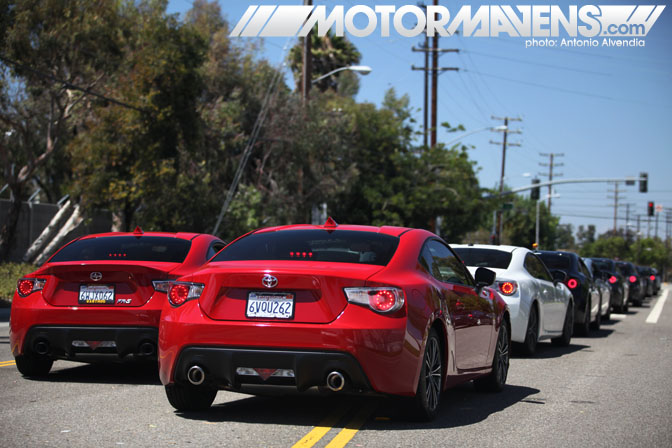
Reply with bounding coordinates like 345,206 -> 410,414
10,228 -> 225,377
159,219 -> 510,420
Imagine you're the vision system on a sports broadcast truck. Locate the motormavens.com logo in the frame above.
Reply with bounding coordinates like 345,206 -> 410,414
229,4 -> 665,41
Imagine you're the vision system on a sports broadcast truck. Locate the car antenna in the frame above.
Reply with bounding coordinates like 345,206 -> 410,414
324,217 -> 338,229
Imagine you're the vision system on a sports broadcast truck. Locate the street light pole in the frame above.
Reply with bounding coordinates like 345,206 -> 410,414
310,65 -> 372,84
302,0 -> 313,103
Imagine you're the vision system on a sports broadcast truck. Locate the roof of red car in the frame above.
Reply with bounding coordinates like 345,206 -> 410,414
253,219 -> 411,238
76,231 -> 202,241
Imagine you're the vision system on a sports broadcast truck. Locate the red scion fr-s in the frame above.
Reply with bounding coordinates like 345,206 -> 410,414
159,219 -> 510,421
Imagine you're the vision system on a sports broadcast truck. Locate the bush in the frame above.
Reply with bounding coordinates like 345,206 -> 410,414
0,263 -> 38,306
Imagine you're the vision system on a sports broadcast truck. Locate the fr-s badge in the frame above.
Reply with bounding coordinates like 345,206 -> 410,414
117,298 -> 132,304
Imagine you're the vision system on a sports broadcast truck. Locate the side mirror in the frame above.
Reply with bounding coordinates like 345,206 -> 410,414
551,269 -> 567,283
475,267 -> 496,289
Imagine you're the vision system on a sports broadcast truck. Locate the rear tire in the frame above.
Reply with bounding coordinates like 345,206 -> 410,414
474,321 -> 510,392
590,299 -> 601,331
165,384 -> 217,412
15,353 -> 53,377
412,329 -> 443,421
520,304 -> 539,356
575,299 -> 591,337
552,301 -> 573,347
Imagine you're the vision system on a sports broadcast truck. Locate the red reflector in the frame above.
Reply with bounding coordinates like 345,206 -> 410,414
567,278 -> 578,289
629,275 -> 637,283
499,282 -> 516,295
253,368 -> 277,381
650,275 -> 655,281
370,290 -> 397,312
609,276 -> 618,284
169,284 -> 190,306
17,279 -> 34,297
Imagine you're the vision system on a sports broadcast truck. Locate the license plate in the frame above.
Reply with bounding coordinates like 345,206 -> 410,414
246,292 -> 294,319
78,284 -> 115,305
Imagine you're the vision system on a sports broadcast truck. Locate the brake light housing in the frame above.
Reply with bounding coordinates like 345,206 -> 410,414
629,275 -> 637,283
168,282 -> 204,307
344,287 -> 405,313
608,276 -> 618,284
650,275 -> 655,281
17,278 -> 46,297
497,281 -> 517,296
566,278 -> 578,289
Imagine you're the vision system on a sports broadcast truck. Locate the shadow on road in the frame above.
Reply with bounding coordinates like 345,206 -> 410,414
24,361 -> 160,385
513,342 -> 589,360
175,382 -> 539,430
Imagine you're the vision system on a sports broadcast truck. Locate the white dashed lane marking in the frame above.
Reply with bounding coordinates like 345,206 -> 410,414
646,289 -> 669,324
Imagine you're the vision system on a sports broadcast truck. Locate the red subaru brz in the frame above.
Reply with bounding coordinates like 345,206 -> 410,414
159,220 -> 510,420
10,228 -> 224,377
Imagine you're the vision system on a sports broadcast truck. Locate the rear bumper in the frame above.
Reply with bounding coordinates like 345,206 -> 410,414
22,326 -> 158,361
173,346 -> 371,392
10,291 -> 162,358
159,300 -> 417,396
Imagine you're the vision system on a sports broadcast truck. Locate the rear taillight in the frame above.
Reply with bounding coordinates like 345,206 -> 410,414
497,281 -> 517,296
608,276 -> 618,284
168,282 -> 204,307
152,280 -> 175,293
650,275 -> 655,281
17,278 -> 46,297
629,275 -> 637,283
344,287 -> 404,313
566,278 -> 578,289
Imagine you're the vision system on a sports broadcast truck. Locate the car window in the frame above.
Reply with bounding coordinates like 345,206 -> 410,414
578,258 -> 592,280
49,236 -> 192,263
452,248 -> 512,269
213,230 -> 399,266
420,240 -> 473,286
525,254 -> 553,282
536,252 -> 571,270
206,242 -> 226,260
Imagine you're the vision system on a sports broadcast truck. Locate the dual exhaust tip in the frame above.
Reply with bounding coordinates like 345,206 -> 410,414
185,365 -> 347,392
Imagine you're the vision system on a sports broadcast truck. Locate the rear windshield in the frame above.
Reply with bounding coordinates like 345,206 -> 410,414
536,252 -> 572,270
213,230 -> 399,266
591,259 -> 614,271
452,248 -> 512,269
49,236 -> 191,263
617,262 -> 635,275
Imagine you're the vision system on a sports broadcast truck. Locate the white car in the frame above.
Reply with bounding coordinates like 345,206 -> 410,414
452,244 -> 574,355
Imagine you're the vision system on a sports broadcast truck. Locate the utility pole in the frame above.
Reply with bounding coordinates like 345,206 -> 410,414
411,2 -> 458,148
301,0 -> 313,103
539,152 -> 564,214
607,182 -> 625,233
490,116 -> 522,244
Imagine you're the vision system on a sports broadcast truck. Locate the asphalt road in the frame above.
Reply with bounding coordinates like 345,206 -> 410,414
1,287 -> 671,448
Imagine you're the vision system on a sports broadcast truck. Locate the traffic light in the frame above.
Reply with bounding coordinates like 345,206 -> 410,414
648,201 -> 655,216
531,178 -> 541,200
640,172 -> 648,193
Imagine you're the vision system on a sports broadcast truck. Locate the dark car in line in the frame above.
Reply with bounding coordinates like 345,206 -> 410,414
616,261 -> 645,306
636,265 -> 657,297
588,258 -> 629,313
535,251 -> 601,336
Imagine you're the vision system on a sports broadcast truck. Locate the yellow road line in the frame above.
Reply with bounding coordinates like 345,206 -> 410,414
324,401 -> 377,448
292,403 -> 351,448
0,360 -> 16,367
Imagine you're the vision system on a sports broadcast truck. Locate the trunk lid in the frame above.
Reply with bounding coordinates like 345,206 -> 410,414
197,261 -> 385,323
40,262 -> 179,307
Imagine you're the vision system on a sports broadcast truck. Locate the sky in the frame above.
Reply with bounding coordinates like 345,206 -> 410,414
168,0 -> 672,240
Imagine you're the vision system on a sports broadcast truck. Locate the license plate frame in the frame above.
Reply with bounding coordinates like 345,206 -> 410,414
246,292 -> 295,319
78,284 -> 115,305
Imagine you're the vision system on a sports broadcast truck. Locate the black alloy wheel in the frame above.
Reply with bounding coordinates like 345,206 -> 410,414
576,299 -> 591,337
475,322 -> 510,392
413,328 -> 443,421
552,301 -> 574,347
591,299 -> 602,330
521,304 -> 539,356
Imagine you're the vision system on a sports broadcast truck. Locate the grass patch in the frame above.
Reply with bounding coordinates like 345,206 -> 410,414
0,263 -> 38,306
